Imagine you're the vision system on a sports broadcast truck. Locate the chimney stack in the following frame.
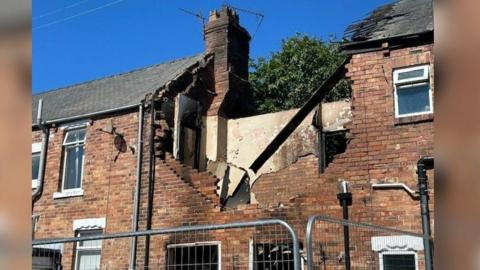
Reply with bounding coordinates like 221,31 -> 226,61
204,6 -> 253,118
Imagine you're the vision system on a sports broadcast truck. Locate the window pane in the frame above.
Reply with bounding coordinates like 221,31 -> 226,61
32,153 -> 40,180
77,250 -> 101,270
65,129 -> 86,144
397,68 -> 425,81
64,145 -> 84,189
383,254 -> 416,270
78,230 -> 102,248
397,83 -> 431,116
166,244 -> 218,270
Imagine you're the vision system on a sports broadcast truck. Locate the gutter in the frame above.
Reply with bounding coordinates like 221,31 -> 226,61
129,104 -> 144,269
31,103 -> 140,129
32,99 -> 49,208
341,30 -> 434,55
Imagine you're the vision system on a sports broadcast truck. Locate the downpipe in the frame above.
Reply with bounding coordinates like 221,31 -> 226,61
32,99 -> 49,209
144,97 -> 156,270
417,156 -> 434,270
129,104 -> 144,269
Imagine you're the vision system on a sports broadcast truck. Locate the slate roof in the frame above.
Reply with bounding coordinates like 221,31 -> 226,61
32,54 -> 204,125
344,0 -> 433,42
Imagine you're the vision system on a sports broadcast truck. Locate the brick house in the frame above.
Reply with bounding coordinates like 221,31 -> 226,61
32,0 -> 434,269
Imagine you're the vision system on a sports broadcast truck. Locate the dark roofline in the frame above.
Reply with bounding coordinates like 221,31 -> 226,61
33,54 -> 203,97
32,54 -> 207,129
341,30 -> 433,55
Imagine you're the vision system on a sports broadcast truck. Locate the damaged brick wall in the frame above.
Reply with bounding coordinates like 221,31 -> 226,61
252,44 -> 434,232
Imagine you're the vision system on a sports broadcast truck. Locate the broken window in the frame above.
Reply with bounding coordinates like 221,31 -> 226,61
174,94 -> 202,169
320,130 -> 348,172
393,65 -> 432,118
166,242 -> 220,270
179,111 -> 201,169
252,243 -> 295,270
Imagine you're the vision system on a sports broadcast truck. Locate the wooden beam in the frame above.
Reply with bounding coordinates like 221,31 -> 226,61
249,56 -> 351,173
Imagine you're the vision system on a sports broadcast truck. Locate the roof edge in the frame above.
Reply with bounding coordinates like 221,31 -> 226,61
33,53 -> 204,97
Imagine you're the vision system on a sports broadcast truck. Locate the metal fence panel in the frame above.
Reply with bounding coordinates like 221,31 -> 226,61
306,215 -> 429,270
32,219 -> 301,270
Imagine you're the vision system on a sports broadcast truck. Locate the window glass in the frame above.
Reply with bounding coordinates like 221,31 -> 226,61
62,128 -> 86,191
166,243 -> 219,269
32,153 -> 40,181
65,129 -> 86,144
76,230 -> 102,270
397,83 -> 431,116
77,250 -> 101,270
64,145 -> 84,190
397,68 -> 425,81
383,254 -> 416,270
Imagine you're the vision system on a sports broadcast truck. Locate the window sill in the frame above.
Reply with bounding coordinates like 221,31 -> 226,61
395,113 -> 434,125
32,180 -> 39,189
53,188 -> 84,199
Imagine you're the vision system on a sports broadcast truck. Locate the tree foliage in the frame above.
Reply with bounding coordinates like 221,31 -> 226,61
249,34 -> 350,114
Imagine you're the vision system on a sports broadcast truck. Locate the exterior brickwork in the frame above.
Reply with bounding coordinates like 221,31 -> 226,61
32,110 -> 140,269
252,44 -> 435,232
32,5 -> 434,268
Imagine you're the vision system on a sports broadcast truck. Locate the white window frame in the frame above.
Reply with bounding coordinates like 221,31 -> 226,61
166,241 -> 221,270
55,127 -> 86,198
32,142 -> 42,189
371,235 -> 423,270
379,250 -> 418,270
74,229 -> 103,270
393,65 -> 433,118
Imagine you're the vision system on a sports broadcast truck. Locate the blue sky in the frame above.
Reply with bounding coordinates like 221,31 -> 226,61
33,0 -> 392,93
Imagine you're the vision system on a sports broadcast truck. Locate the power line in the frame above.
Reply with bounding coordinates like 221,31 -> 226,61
33,0 -> 90,21
33,0 -> 125,30
226,4 -> 264,40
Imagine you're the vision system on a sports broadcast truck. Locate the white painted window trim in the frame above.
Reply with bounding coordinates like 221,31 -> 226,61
73,229 -> 103,270
32,143 -> 42,189
393,65 -> 433,118
166,241 -> 221,270
53,188 -> 84,199
73,217 -> 106,231
59,120 -> 90,130
60,127 -> 86,195
379,250 -> 419,270
393,65 -> 429,84
32,142 -> 42,153
371,235 -> 423,270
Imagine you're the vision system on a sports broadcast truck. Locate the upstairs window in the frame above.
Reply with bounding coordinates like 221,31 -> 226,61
62,128 -> 86,191
32,143 -> 41,189
393,65 -> 432,118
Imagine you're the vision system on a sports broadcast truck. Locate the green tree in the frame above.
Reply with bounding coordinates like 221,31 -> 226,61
250,34 -> 350,114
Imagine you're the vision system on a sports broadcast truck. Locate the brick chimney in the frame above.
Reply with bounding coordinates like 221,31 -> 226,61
204,6 -> 253,118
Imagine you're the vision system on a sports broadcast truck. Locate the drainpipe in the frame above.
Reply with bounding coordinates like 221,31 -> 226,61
337,180 -> 352,270
32,99 -> 49,209
144,97 -> 156,270
417,156 -> 434,270
129,104 -> 144,269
